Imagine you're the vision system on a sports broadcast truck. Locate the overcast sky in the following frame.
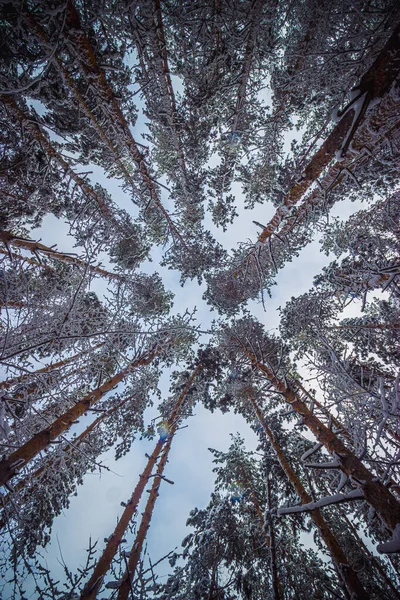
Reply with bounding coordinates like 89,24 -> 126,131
16,74 -> 374,596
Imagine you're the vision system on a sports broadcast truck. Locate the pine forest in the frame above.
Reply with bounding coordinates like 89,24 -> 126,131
1,0 -> 400,598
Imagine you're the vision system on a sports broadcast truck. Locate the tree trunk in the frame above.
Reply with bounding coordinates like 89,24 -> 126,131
0,395 -> 130,517
63,0 -> 190,252
337,503 -> 400,599
0,231 -> 122,281
0,300 -> 45,310
266,477 -> 284,600
247,392 -> 370,600
21,9 -> 146,198
295,381 -> 400,498
79,364 -> 201,600
207,535 -> 221,600
232,0 -> 263,134
0,344 -> 162,487
0,343 -> 105,391
238,465 -> 283,599
242,348 -> 400,534
0,247 -> 56,274
256,22 -> 400,245
0,96 -> 121,226
116,428 -> 175,600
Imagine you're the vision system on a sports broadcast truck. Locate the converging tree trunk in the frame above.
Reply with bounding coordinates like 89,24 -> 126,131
61,0 -> 190,252
116,426 -> 175,600
0,343 -> 105,391
240,346 -> 400,534
247,391 -> 370,600
0,395 -> 131,520
0,96 -> 121,227
0,344 -> 162,487
0,231 -> 124,281
255,22 -> 400,245
79,363 -> 201,600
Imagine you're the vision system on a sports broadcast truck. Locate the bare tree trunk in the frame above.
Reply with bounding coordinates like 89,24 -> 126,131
294,381 -> 400,498
79,364 -> 201,600
266,477 -> 283,600
0,300 -> 44,310
248,392 -> 369,600
0,344 -> 162,487
242,348 -> 400,533
215,0 -> 264,202
0,395 -> 130,517
116,428 -> 175,600
0,247 -> 56,274
231,0 -> 263,134
152,0 -> 188,181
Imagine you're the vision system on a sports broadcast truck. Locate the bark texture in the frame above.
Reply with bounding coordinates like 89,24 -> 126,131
248,393 -> 369,600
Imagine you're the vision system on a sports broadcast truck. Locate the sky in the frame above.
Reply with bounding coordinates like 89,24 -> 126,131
4,63 -> 376,597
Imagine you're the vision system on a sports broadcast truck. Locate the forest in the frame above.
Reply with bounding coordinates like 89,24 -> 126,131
0,0 -> 399,598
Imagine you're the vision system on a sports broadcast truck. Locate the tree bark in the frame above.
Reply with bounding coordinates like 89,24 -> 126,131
0,395 -> 130,516
266,477 -> 283,600
0,231 -> 122,281
231,0 -> 263,134
294,381 -> 400,498
79,363 -> 201,600
116,428 -> 175,600
0,247 -> 56,274
0,344 -> 162,487
256,22 -> 400,245
247,392 -> 373,600
241,348 -> 400,534
63,0 -> 190,252
0,343 -> 104,391
20,9 -> 147,199
0,96 -> 121,227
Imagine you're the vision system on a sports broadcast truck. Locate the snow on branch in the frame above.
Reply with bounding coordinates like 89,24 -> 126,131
303,458 -> 341,470
377,524 -> 400,554
277,488 -> 364,515
300,442 -> 323,462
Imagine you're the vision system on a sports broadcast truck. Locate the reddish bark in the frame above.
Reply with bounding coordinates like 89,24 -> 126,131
0,343 -> 105,391
22,10 -> 143,195
0,231 -> 122,281
0,96 -> 120,226
79,364 -> 201,600
116,430 -> 175,600
296,382 -> 400,497
241,348 -> 400,533
329,323 -> 400,330
0,247 -> 56,274
277,112 -> 400,244
0,395 -> 130,519
248,393 -> 369,599
63,1 -> 190,251
0,300 -> 44,310
257,22 -> 400,245
0,345 -> 162,487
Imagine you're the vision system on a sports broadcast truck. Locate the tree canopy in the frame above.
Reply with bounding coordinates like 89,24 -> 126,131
0,0 -> 399,598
